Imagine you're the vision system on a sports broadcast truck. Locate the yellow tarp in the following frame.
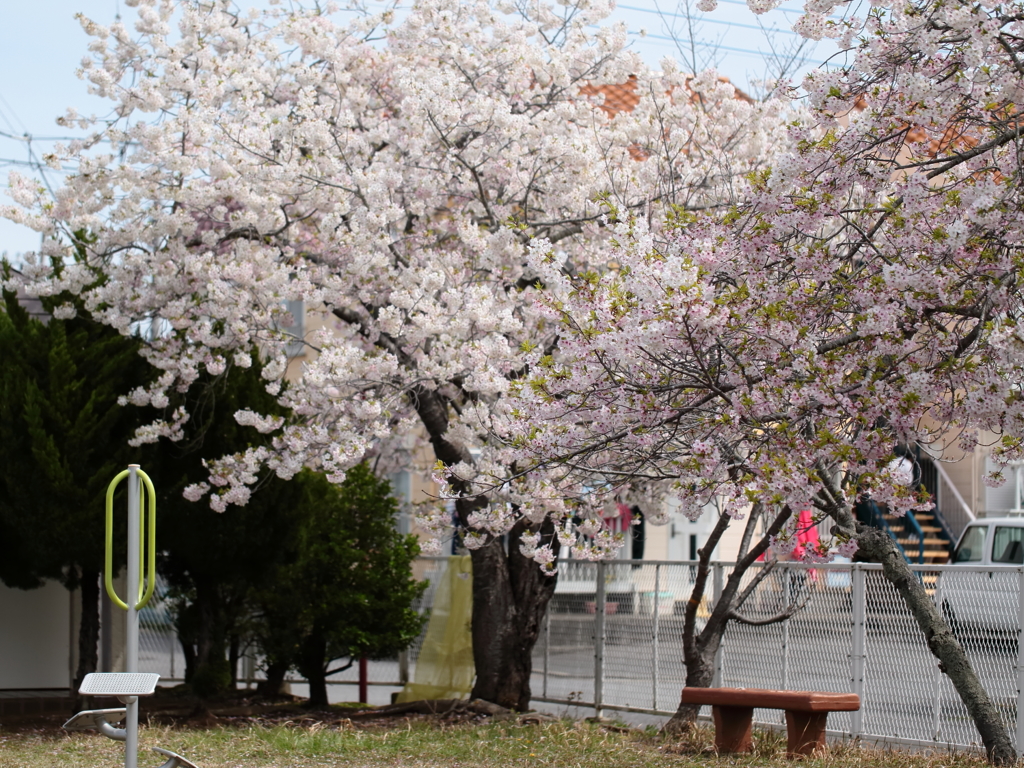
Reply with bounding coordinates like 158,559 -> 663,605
396,555 -> 475,702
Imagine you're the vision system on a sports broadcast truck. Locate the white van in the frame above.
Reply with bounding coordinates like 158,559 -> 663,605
941,518 -> 1024,634
951,518 -> 1024,566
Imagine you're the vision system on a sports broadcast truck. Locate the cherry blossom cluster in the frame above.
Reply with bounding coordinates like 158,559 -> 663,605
2,0 -> 784,560
499,0 -> 1024,563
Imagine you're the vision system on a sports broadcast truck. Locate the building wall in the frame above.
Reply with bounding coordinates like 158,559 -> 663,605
0,580 -> 71,690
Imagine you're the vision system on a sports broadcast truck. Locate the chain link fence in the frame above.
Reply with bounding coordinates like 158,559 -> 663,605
533,558 -> 1024,752
136,559 -> 1024,751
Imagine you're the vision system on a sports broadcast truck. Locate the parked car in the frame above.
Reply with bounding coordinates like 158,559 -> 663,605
939,518 -> 1023,637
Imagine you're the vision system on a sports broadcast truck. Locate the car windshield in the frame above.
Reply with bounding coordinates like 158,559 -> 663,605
993,526 -> 1024,564
953,526 -> 988,562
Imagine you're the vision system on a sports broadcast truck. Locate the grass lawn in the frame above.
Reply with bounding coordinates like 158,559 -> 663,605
0,715 -> 992,768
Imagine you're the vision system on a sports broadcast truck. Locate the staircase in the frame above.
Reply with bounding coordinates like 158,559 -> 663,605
853,453 -> 957,566
882,509 -> 951,564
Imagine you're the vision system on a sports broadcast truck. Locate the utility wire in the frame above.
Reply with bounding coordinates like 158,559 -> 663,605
618,3 -> 803,35
0,92 -> 28,134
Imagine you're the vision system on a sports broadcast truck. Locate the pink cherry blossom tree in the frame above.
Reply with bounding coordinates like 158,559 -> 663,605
1,0 -> 785,709
498,0 -> 1024,760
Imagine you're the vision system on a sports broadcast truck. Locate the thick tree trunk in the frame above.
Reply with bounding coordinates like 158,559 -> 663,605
466,518 -> 558,711
257,659 -> 289,697
73,568 -> 101,694
856,525 -> 1016,765
306,670 -> 329,708
662,645 -> 718,734
299,631 -> 329,707
180,636 -> 197,683
412,385 -> 558,710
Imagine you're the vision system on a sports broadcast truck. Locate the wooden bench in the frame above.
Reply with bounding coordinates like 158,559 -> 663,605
679,687 -> 861,756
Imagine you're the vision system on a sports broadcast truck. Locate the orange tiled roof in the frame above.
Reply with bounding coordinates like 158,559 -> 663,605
579,74 -> 753,118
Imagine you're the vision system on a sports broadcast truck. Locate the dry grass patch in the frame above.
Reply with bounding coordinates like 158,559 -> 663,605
0,716 -> 992,768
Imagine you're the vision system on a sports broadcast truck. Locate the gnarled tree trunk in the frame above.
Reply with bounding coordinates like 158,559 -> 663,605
466,518 -> 559,711
415,386 -> 558,710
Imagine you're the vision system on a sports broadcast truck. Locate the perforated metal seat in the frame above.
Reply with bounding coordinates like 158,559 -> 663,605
63,708 -> 127,731
79,672 -> 160,697
152,746 -> 200,768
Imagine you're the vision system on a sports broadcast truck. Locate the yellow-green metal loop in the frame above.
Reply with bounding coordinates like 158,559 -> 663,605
136,468 -> 157,610
104,470 -> 131,611
104,468 -> 158,611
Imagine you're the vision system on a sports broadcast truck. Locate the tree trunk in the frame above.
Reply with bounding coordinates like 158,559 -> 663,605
73,568 -> 101,695
195,583 -> 221,669
229,634 -> 241,686
856,525 -> 1016,765
467,517 -> 559,711
412,385 -> 559,710
257,659 -> 289,698
662,505 -> 790,736
180,636 -> 197,683
662,644 -> 718,734
299,631 -> 329,707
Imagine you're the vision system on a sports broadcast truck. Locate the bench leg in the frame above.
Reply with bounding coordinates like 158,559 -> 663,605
711,705 -> 754,753
785,710 -> 829,757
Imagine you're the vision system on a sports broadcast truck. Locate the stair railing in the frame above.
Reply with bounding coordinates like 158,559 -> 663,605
901,509 -> 926,564
860,499 -> 922,562
931,460 -> 976,543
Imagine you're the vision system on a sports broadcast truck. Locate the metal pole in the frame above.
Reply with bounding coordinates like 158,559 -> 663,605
850,564 -> 866,739
1016,566 -> 1024,752
782,565 -> 790,690
398,650 -> 409,687
543,605 -> 550,699
652,564 -> 660,711
594,560 -> 606,718
712,563 -> 724,687
932,569 -> 945,740
125,465 -> 141,768
358,657 -> 368,704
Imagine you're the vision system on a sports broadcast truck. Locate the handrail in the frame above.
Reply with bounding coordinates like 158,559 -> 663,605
860,499 -> 916,562
104,468 -> 157,611
932,459 -> 975,542
903,509 -> 926,564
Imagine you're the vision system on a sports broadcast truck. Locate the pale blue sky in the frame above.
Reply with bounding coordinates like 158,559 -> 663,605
0,0 -> 842,258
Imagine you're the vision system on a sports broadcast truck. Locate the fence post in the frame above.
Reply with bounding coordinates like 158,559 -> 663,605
594,560 -> 606,719
653,564 -> 660,711
398,650 -> 409,686
713,562 -> 724,688
1016,566 -> 1024,753
782,565 -> 790,690
932,569 -> 944,740
543,603 -> 550,700
850,564 -> 866,738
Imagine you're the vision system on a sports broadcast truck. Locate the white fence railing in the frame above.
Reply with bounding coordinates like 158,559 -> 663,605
527,558 -> 1024,753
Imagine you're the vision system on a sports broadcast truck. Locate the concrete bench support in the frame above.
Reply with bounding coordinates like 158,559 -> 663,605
680,687 -> 861,757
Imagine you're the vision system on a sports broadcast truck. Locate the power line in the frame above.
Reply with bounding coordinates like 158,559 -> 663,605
612,26 -> 821,65
618,3 -> 802,36
0,92 -> 28,134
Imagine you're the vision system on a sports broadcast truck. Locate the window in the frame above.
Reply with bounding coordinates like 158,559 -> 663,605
279,299 -> 304,357
953,525 -> 988,563
992,526 -> 1024,564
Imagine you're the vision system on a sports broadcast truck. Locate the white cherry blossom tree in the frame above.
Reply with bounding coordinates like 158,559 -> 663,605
499,0 -> 1024,759
2,0 -> 785,709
